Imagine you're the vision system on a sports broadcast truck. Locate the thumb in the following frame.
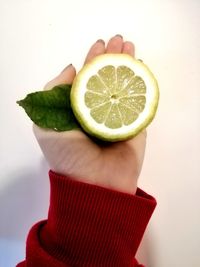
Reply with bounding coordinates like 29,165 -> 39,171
44,64 -> 76,90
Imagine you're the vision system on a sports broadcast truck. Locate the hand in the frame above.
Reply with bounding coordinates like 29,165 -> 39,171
33,35 -> 147,194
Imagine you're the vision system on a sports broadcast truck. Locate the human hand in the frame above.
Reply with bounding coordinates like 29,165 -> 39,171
33,35 -> 147,194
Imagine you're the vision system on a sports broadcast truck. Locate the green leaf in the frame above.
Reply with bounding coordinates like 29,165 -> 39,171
17,84 -> 80,131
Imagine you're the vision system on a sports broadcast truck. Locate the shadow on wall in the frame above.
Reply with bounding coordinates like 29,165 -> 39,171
136,225 -> 157,267
0,158 -> 49,267
0,158 -> 157,267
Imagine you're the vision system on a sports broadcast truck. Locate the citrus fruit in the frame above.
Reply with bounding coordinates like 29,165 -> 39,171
71,54 -> 159,141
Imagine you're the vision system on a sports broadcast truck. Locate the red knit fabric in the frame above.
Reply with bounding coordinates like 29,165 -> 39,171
17,170 -> 156,267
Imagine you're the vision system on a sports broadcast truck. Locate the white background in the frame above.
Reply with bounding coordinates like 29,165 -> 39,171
0,0 -> 200,266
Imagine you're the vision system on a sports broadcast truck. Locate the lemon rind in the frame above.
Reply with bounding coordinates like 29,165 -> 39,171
71,54 -> 159,142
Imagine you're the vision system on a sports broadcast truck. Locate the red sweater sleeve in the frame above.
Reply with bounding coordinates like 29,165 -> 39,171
17,170 -> 156,267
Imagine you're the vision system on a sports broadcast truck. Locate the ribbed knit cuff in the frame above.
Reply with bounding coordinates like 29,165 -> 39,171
41,170 -> 156,266
20,170 -> 156,267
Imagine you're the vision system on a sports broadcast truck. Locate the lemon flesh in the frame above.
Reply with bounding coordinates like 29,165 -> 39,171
71,54 -> 159,141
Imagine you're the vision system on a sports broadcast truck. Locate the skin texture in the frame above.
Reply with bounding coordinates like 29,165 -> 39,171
33,35 -> 147,194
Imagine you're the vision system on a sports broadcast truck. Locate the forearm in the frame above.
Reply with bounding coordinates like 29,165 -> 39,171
17,170 -> 156,267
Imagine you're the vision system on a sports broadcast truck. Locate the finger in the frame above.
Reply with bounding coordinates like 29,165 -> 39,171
44,64 -> 76,90
106,35 -> 123,53
124,130 -> 147,158
122,41 -> 135,57
84,39 -> 106,65
128,129 -> 147,145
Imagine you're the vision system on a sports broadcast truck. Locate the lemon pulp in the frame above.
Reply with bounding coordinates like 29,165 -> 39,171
85,65 -> 146,129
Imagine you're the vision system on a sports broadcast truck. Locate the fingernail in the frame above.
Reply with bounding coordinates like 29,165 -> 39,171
96,39 -> 105,44
61,64 -> 73,73
115,34 -> 123,38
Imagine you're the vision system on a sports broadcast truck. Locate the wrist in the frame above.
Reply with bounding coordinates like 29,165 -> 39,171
51,167 -> 138,195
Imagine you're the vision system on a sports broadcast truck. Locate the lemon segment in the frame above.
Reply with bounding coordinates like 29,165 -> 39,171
71,54 -> 159,141
90,102 -> 111,124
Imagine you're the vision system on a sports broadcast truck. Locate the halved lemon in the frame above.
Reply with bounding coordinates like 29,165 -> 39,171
71,54 -> 159,141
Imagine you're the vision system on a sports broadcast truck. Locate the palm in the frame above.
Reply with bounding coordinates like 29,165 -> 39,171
33,35 -> 146,194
